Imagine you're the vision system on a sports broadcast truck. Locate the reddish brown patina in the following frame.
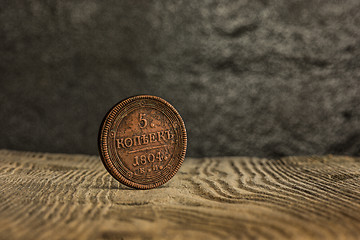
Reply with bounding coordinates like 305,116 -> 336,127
98,95 -> 187,189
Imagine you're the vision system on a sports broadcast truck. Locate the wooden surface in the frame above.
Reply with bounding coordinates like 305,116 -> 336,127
0,150 -> 360,240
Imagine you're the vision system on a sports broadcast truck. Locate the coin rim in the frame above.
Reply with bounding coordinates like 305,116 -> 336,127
98,95 -> 187,189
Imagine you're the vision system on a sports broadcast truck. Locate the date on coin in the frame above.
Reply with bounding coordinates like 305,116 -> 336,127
98,95 -> 187,189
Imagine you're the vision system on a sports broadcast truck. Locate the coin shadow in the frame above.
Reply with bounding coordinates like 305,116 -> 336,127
117,184 -> 170,191
94,185 -> 134,190
91,184 -> 169,191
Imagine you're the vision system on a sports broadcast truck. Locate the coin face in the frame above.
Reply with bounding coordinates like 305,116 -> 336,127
98,95 -> 187,189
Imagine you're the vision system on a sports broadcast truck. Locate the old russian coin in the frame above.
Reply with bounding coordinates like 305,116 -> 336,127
98,95 -> 187,189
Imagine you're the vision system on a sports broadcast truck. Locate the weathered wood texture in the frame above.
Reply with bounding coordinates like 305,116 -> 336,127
0,150 -> 360,240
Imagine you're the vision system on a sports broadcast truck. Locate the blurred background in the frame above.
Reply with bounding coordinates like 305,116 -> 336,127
0,0 -> 359,158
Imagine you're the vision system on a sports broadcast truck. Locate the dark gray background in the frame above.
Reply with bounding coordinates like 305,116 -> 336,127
1,0 -> 359,157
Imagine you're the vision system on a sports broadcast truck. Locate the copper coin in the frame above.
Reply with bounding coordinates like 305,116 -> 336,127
98,95 -> 187,189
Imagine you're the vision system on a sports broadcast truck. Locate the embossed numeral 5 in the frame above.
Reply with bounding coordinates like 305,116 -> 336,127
139,113 -> 147,128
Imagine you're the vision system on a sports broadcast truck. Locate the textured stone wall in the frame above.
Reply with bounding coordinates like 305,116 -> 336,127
0,0 -> 359,157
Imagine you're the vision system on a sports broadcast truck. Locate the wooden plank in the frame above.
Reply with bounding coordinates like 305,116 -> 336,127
0,150 -> 359,240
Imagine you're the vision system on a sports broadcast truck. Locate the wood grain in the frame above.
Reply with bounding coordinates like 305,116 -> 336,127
0,150 -> 359,240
